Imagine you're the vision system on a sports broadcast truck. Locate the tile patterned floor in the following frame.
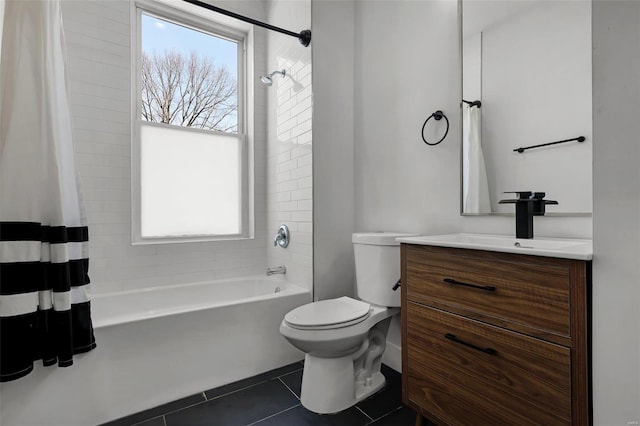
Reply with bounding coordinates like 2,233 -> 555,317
101,362 -> 421,426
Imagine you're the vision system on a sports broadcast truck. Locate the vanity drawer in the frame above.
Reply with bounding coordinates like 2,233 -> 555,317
405,245 -> 571,337
405,303 -> 571,426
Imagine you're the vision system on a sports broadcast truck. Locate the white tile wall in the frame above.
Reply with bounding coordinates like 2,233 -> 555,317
61,0 -> 269,294
266,0 -> 313,293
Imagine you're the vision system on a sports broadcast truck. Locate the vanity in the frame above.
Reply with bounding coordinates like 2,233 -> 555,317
398,234 -> 592,426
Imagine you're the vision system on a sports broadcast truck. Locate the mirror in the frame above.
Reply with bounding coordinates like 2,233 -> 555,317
460,0 -> 592,215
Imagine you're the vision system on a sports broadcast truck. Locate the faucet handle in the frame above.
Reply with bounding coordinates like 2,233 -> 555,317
499,191 -> 533,204
533,199 -> 558,216
502,191 -> 533,199
274,224 -> 290,248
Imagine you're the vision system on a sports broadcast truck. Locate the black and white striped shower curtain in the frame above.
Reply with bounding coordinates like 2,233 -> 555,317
0,0 -> 96,382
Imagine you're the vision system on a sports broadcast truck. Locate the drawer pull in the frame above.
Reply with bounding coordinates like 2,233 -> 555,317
443,278 -> 496,292
444,333 -> 497,355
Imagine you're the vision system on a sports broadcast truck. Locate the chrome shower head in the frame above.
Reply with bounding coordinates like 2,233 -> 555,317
260,69 -> 286,86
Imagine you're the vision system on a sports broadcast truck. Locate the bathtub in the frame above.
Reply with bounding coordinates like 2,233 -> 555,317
0,276 -> 310,426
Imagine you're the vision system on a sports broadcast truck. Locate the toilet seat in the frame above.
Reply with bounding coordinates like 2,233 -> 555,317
284,297 -> 371,330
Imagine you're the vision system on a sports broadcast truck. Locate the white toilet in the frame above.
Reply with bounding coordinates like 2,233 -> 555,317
279,232 -> 415,414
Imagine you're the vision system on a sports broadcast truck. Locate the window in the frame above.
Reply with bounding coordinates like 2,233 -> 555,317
132,3 -> 253,243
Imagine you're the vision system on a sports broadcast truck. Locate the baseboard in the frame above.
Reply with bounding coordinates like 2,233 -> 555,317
382,340 -> 402,373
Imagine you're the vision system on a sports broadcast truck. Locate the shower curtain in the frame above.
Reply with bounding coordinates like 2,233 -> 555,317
462,104 -> 491,214
0,0 -> 96,382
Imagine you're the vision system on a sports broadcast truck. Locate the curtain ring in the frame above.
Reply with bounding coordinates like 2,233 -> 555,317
421,110 -> 449,146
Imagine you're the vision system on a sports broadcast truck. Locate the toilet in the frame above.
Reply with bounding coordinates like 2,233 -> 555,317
279,232 -> 416,414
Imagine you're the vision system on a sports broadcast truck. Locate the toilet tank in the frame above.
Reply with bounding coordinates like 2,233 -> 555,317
352,232 -> 417,307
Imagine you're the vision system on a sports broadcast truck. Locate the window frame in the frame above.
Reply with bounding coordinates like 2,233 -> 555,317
131,0 -> 255,244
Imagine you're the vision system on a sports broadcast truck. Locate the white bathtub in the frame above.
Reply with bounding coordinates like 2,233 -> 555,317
0,276 -> 310,426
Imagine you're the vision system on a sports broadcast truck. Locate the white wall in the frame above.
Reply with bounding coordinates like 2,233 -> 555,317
462,32 -> 481,102
592,1 -> 640,424
354,0 -> 461,242
266,0 -> 313,293
354,1 -> 461,233
352,0 -> 461,372
312,0 -> 356,301
480,1 -> 592,213
62,0 -> 269,296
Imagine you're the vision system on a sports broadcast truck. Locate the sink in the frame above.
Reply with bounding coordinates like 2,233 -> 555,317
396,233 -> 592,260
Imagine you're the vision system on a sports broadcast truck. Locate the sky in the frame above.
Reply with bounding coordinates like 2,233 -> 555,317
141,13 -> 238,80
141,13 -> 239,131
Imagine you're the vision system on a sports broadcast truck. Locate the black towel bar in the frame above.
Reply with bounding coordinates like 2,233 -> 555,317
514,136 -> 586,153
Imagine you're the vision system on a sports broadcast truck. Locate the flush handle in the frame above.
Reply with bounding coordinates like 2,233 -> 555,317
392,278 -> 401,291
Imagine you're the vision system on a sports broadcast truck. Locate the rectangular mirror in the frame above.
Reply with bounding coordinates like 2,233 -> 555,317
460,0 -> 592,216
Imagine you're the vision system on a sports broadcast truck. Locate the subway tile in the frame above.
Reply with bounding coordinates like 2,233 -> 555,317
297,200 -> 313,211
64,0 -> 308,295
292,188 -> 312,201
290,97 -> 312,118
291,211 -> 313,222
278,180 -> 298,192
290,144 -> 311,159
296,130 -> 313,145
277,171 -> 292,183
291,165 -> 312,180
297,176 -> 313,189
278,130 -> 292,143
279,159 -> 298,172
296,86 -> 312,103
278,108 -> 292,123
297,108 -> 312,124
290,119 -> 312,139
297,222 -> 313,233
297,153 -> 312,167
278,116 -> 298,134
280,201 -> 298,212
277,151 -> 291,163
276,192 -> 292,202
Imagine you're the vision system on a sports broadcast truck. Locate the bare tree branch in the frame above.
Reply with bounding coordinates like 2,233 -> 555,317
140,49 -> 238,133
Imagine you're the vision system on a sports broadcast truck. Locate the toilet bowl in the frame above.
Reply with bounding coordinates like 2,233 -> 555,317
279,232 -> 416,414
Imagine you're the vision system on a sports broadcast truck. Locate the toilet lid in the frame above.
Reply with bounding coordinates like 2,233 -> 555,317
284,297 -> 371,330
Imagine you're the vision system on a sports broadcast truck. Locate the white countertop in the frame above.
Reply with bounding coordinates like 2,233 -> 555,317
396,233 -> 593,260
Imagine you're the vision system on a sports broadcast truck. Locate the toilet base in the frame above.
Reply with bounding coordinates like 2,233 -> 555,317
299,317 -> 392,414
300,354 -> 386,414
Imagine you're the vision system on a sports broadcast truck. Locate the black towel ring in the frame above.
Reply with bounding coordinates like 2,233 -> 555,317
421,110 -> 449,146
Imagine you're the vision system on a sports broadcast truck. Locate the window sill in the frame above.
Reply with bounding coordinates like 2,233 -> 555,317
131,234 -> 255,245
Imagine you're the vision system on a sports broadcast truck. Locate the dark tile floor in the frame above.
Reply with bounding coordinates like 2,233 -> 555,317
101,362 -> 421,426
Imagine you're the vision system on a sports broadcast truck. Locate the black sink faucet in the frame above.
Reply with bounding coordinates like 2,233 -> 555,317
499,191 -> 558,239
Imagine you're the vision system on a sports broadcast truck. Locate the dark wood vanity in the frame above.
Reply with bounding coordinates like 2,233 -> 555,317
401,243 -> 591,425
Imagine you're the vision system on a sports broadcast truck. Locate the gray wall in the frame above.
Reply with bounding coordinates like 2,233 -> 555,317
312,0 -> 356,301
592,1 -> 640,423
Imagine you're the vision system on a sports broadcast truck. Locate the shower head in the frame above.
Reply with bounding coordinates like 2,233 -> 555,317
260,69 -> 286,86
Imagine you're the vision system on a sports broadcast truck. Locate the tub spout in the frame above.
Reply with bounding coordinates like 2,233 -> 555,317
266,265 -> 286,276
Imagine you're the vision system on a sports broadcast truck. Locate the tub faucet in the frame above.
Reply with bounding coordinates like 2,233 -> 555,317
267,265 -> 286,276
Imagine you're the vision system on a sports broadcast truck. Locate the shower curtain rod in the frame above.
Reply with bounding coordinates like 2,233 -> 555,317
182,0 -> 312,47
